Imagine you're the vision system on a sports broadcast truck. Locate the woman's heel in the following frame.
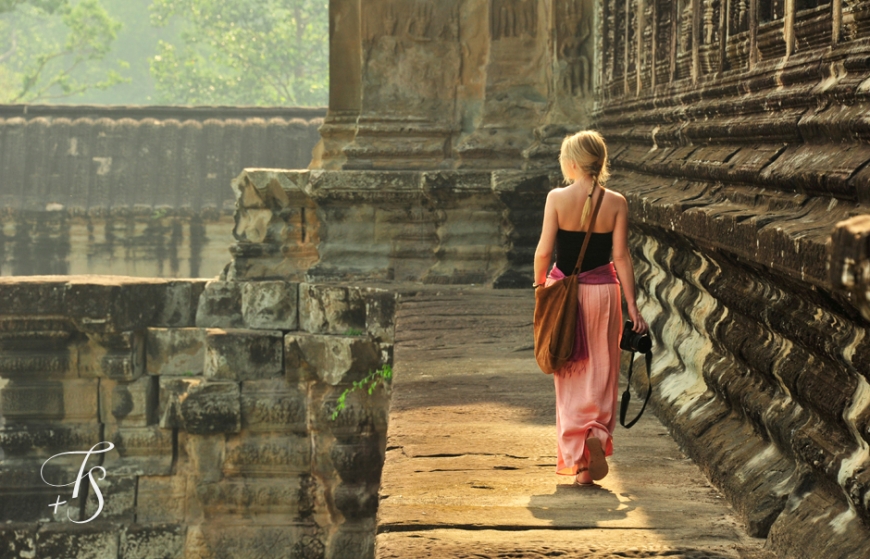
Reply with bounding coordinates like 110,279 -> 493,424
586,437 -> 608,481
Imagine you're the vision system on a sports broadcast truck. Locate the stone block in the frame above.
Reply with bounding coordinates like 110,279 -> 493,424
284,333 -> 382,386
120,524 -> 186,559
204,328 -> 283,381
82,473 -> 137,522
363,288 -> 397,342
0,279 -> 66,315
240,379 -> 307,433
103,425 -> 174,476
183,432 -> 226,484
152,280 -> 207,328
327,520 -> 375,559
0,347 -> 76,379
195,478 -> 304,518
329,437 -> 384,484
223,433 -> 311,476
159,378 -> 241,435
0,378 -> 98,423
78,331 -> 145,381
0,317 -> 79,378
64,279 -> 166,333
99,376 -> 157,426
241,281 -> 299,330
146,328 -> 206,376
299,284 -> 366,335
311,383 -> 389,438
0,423 -> 102,457
332,482 -> 379,520
36,522 -> 120,559
136,476 -> 187,524
0,524 -> 37,559
184,524 -> 325,559
0,461 -> 87,522
195,281 -> 243,328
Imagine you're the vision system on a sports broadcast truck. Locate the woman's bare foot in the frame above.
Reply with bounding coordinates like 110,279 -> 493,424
574,468 -> 593,485
586,437 -> 609,481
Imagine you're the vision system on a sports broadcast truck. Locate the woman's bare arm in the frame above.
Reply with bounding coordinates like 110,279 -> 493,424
534,190 -> 559,285
611,194 -> 648,334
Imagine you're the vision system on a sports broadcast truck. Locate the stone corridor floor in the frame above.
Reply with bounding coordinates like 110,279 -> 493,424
375,287 -> 772,559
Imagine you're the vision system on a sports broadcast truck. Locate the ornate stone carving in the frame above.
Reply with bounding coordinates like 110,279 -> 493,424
675,0 -> 693,79
557,0 -> 594,97
491,0 -> 538,40
700,0 -> 722,74
654,0 -> 674,85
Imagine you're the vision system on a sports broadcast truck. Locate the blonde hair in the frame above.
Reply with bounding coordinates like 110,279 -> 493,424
559,130 -> 611,226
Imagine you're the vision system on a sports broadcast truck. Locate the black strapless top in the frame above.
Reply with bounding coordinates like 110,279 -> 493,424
555,229 -> 613,273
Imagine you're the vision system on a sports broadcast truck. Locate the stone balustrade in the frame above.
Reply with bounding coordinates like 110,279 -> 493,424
0,275 -> 396,559
0,106 -> 324,278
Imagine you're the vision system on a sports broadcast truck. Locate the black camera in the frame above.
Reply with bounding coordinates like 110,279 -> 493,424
620,320 -> 652,354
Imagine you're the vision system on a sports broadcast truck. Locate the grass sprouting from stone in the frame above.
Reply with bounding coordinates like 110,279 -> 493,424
331,364 -> 393,421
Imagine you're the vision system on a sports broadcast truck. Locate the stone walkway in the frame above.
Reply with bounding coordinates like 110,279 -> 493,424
375,287 -> 771,559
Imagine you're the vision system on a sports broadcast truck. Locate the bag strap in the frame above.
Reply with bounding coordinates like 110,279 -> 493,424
619,350 -> 653,429
572,190 -> 606,276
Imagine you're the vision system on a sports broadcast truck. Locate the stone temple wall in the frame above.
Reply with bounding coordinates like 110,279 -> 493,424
0,275 -> 396,559
0,105 -> 325,279
226,168 -> 556,287
594,1 -> 870,557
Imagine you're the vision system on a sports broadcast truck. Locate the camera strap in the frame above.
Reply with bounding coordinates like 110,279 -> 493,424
619,349 -> 653,429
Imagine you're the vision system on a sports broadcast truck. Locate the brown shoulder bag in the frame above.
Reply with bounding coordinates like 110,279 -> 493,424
533,191 -> 605,374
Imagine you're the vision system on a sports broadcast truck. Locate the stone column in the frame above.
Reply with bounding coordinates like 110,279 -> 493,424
317,0 -> 596,172
344,0 -> 464,170
316,0 -> 362,170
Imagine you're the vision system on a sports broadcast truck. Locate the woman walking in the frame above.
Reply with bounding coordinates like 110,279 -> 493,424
533,130 -> 648,486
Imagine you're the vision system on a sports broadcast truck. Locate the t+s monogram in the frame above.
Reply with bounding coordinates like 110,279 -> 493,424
40,442 -> 115,523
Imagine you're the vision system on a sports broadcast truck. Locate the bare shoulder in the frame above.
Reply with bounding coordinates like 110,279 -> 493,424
603,188 -> 627,209
603,188 -> 626,202
546,185 -> 569,207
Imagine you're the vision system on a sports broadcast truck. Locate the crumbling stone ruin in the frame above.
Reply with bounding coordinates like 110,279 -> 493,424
0,106 -> 323,278
2,1 -> 870,558
0,276 -> 395,558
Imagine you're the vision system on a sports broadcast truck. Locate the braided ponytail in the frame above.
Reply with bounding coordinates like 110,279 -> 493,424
560,131 -> 609,228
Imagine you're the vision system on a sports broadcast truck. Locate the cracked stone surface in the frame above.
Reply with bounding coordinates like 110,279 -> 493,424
377,288 -> 770,559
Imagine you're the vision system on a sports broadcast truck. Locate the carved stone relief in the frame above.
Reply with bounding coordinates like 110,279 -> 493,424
757,0 -> 786,23
454,0 -> 551,168
700,0 -> 722,74
347,0 -> 462,168
640,0 -> 655,90
655,0 -> 674,85
614,0 -> 626,79
603,0 -> 616,87
491,0 -> 538,40
627,0 -> 639,75
556,0 -> 594,97
675,0 -> 693,80
728,0 -> 750,36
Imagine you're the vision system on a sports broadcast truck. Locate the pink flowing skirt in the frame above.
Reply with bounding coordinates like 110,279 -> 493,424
544,271 -> 622,476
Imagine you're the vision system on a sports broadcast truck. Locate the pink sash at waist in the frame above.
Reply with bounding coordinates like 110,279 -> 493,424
546,262 -> 619,365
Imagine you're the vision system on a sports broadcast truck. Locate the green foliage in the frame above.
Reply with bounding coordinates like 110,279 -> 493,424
148,0 -> 327,106
0,0 -> 65,14
0,0 -> 127,103
343,328 -> 365,337
330,365 -> 393,422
